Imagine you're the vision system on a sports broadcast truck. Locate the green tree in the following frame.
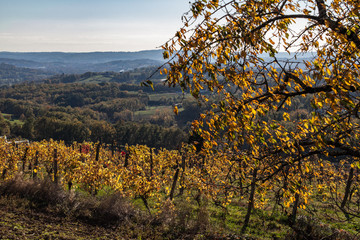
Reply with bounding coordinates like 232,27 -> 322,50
21,115 -> 35,139
0,113 -> 10,136
88,120 -> 116,143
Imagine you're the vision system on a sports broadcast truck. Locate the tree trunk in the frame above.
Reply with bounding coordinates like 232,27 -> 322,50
241,168 -> 258,233
272,166 -> 289,215
1,169 -> 6,179
22,147 -> 29,173
53,149 -> 58,184
177,155 -> 186,197
341,167 -> 354,220
169,168 -> 180,201
150,149 -> 153,177
124,152 -> 129,168
95,143 -> 100,161
289,192 -> 300,226
141,195 -> 151,215
341,167 -> 354,209
33,151 -> 39,179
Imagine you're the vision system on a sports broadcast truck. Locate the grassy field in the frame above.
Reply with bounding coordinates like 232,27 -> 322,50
134,106 -> 179,119
2,113 -> 12,119
148,92 -> 182,101
2,113 -> 24,126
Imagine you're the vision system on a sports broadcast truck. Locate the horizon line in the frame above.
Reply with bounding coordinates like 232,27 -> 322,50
0,49 -> 163,53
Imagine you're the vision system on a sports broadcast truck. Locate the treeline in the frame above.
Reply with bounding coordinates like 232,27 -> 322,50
0,82 -> 185,123
0,82 -> 148,107
0,109 -> 187,149
15,117 -> 186,149
45,66 -> 165,84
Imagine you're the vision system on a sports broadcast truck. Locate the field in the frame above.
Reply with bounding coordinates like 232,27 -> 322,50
134,106 -> 174,118
148,93 -> 182,101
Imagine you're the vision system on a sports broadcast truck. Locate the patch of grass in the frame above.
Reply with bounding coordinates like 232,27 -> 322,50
2,113 -> 25,126
2,113 -> 12,119
9,119 -> 24,126
134,106 -> 173,117
148,93 -> 181,101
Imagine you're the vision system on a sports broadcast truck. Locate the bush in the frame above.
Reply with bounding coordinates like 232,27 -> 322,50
285,215 -> 358,240
0,176 -> 139,226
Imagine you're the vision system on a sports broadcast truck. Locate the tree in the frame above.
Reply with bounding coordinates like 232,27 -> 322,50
156,0 -> 360,231
88,120 -> 116,143
0,113 -> 10,136
21,115 -> 35,139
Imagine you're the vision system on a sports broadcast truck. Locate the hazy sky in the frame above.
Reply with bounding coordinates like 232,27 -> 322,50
0,0 -> 191,52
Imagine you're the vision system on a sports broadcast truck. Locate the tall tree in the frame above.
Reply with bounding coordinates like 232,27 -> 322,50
156,0 -> 360,229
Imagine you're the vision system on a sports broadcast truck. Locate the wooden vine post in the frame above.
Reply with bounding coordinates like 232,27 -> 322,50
33,151 -> 39,179
53,148 -> 58,185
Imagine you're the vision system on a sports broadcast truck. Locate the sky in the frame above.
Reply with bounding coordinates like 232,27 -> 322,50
0,0 -> 191,52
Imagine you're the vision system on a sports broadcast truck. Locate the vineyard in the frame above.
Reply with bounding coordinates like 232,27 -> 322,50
2,0 -> 360,238
0,138 -> 359,238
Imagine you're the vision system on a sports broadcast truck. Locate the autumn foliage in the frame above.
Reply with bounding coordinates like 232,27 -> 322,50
144,0 -> 360,232
0,138 -> 359,235
2,0 -> 360,236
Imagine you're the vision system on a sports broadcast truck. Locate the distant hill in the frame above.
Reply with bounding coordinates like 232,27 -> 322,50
0,50 -> 165,84
0,58 -> 43,68
91,59 -> 161,72
0,63 -> 54,85
0,58 -> 162,74
0,50 -> 316,85
45,66 -> 163,84
0,50 -> 165,64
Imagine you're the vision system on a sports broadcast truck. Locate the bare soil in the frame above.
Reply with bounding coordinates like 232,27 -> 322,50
0,196 -> 131,240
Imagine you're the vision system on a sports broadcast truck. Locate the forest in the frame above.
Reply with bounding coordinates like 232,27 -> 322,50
0,77 -> 200,149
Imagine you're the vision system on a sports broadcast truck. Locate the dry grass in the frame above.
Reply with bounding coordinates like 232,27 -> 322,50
0,176 -> 226,239
0,175 -> 138,226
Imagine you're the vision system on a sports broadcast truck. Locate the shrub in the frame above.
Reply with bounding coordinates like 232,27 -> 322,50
285,215 -> 358,240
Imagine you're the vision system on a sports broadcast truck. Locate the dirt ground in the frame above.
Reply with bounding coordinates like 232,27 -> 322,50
0,196 -> 131,240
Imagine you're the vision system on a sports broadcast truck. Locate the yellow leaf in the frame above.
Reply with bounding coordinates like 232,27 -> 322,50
326,68 -> 331,76
283,112 -> 290,121
173,106 -> 179,115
